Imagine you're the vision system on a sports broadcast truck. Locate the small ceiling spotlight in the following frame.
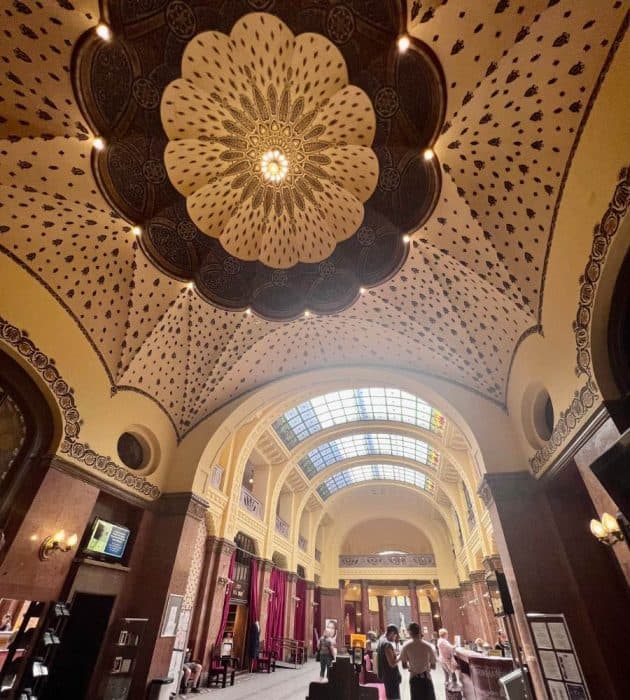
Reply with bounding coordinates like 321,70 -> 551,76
131,226 -> 142,237
359,287 -> 366,295
245,307 -> 252,316
304,309 -> 311,318
423,148 -> 435,161
186,281 -> 194,291
92,137 -> 105,151
96,23 -> 112,42
397,35 -> 411,53
402,234 -> 411,244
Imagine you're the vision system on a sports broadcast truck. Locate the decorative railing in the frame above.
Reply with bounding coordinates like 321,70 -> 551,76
275,515 -> 289,538
315,548 -> 321,562
339,553 -> 436,568
298,535 -> 308,552
240,487 -> 263,520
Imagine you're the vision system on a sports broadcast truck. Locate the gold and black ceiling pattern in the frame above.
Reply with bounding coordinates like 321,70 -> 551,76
0,0 -> 626,438
72,1 -> 445,319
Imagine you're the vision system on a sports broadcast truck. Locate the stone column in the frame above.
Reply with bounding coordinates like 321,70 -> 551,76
480,468 -> 630,699
123,493 -> 209,699
258,559 -> 274,644
359,580 -> 370,634
285,572 -> 298,640
437,588 -> 465,641
408,581 -> 419,624
469,570 -> 497,644
305,581 -> 315,655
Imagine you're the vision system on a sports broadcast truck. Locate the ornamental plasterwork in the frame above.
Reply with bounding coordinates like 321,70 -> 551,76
162,13 -> 378,269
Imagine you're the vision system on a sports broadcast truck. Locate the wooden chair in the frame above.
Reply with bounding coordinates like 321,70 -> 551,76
256,646 -> 277,673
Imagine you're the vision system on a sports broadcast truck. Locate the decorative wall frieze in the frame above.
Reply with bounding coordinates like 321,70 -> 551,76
59,440 -> 161,499
574,167 -> 630,380
0,318 -> 80,441
529,168 -> 629,476
0,318 -> 162,499
339,554 -> 436,568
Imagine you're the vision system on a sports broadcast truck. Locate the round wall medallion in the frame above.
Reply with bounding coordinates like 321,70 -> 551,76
117,432 -> 148,470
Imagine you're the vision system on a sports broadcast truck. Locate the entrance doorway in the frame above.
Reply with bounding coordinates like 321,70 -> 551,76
44,592 -> 115,699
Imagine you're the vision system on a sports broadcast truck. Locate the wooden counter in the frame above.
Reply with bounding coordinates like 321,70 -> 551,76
455,648 -> 514,699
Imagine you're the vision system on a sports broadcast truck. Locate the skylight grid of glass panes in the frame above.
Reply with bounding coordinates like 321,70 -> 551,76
317,464 -> 435,500
299,433 -> 440,478
272,388 -> 446,449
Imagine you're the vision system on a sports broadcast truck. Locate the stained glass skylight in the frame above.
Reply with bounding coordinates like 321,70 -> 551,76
299,433 -> 440,478
317,464 -> 435,500
273,388 -> 446,449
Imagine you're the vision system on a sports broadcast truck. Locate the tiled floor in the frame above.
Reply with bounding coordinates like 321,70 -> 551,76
176,662 -> 450,700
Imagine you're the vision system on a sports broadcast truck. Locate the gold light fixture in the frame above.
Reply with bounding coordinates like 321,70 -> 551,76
590,511 -> 625,546
39,530 -> 78,561
260,149 -> 289,183
218,576 -> 234,586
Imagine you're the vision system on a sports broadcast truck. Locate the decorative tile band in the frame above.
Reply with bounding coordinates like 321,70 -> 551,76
0,317 -> 161,499
529,168 -> 629,475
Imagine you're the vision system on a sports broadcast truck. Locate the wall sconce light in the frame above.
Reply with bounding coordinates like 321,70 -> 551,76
264,587 -> 276,597
590,512 -> 626,546
218,576 -> 234,587
292,596 -> 302,605
311,601 -> 319,608
39,530 -> 78,561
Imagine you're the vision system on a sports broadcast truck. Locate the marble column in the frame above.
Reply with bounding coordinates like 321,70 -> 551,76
285,572 -> 298,640
123,493 -> 209,698
408,581 -> 419,624
480,468 -> 630,699
359,580 -> 370,634
469,570 -> 497,644
187,535 -> 235,666
258,559 -> 274,644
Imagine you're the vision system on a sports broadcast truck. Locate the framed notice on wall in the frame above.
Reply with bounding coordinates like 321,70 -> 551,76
526,613 -> 591,700
160,594 -> 183,637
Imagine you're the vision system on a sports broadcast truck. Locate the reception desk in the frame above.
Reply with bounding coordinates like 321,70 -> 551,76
455,648 -> 514,699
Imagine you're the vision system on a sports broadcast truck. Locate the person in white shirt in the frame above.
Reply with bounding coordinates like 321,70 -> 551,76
399,622 -> 437,700
437,628 -> 457,688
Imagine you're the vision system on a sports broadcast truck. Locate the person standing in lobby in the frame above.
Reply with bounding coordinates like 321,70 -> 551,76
437,628 -> 457,689
378,624 -> 402,700
399,622 -> 436,700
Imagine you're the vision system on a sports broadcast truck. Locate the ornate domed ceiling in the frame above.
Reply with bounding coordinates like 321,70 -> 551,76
0,0 -> 626,438
73,2 -> 445,319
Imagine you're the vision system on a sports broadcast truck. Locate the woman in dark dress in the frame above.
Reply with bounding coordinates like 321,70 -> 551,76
377,625 -> 402,700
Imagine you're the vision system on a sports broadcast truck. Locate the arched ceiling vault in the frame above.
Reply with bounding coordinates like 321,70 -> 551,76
0,0 -> 625,449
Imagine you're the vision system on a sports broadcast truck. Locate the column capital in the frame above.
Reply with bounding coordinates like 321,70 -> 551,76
469,570 -> 487,584
439,588 -> 463,598
482,554 -> 502,573
478,471 -> 537,508
157,491 -> 209,520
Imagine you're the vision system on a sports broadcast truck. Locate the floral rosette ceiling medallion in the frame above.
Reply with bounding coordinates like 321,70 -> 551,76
74,1 -> 445,320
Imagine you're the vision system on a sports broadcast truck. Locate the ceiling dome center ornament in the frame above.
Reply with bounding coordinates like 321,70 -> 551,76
74,1 -> 445,320
161,13 -> 378,269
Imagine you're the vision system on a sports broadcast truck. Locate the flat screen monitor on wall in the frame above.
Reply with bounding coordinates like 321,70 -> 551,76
84,517 -> 130,561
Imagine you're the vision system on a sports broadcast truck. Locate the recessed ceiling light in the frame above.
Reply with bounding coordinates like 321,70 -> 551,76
186,281 -> 194,290
423,148 -> 434,161
304,310 -> 310,318
402,234 -> 411,243
359,287 -> 366,295
245,307 -> 252,315
131,226 -> 142,237
92,137 -> 105,151
96,24 -> 112,42
397,35 -> 410,53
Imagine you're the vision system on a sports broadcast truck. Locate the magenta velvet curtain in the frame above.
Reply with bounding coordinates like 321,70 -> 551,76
214,550 -> 236,649
294,577 -> 306,642
265,568 -> 287,654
